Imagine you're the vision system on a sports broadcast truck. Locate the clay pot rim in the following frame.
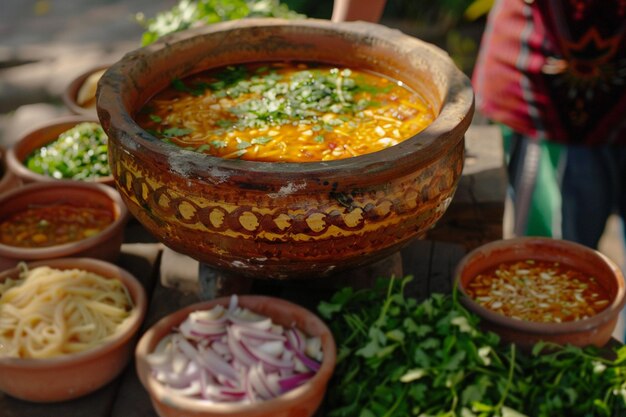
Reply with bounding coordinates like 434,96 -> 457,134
135,295 -> 337,414
0,257 -> 147,369
6,115 -> 115,186
97,18 -> 474,182
454,237 -> 626,335
0,181 -> 129,257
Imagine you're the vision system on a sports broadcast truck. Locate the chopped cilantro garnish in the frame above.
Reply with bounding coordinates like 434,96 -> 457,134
211,140 -> 226,149
251,136 -> 272,145
172,78 -> 207,96
162,127 -> 193,137
236,140 -> 251,150
216,119 -> 234,128
196,144 -> 211,153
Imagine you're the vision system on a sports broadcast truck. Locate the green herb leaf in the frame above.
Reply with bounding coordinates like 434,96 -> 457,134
162,127 -> 193,137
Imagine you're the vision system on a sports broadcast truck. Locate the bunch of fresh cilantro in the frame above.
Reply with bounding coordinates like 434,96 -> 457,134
136,0 -> 304,46
318,276 -> 626,417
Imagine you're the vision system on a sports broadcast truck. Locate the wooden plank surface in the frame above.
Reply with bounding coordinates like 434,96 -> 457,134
106,238 -> 465,417
0,206 -> 471,416
426,124 -> 507,250
0,121 -> 496,414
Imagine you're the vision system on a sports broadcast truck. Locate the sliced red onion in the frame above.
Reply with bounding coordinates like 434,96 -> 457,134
240,339 -> 293,371
243,369 -> 257,403
196,344 -> 238,383
293,348 -> 322,372
227,327 -> 258,368
217,386 -> 247,401
230,323 -> 286,342
228,294 -> 239,313
248,363 -> 279,400
146,295 -> 324,405
228,312 -> 273,330
146,349 -> 172,370
211,339 -> 231,358
175,334 -> 201,361
171,349 -> 189,375
164,379 -> 203,397
179,318 -> 226,340
278,372 -> 315,393
255,340 -> 285,356
190,305 -> 227,322
305,336 -> 323,361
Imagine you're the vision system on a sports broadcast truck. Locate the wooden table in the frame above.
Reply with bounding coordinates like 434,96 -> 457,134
0,124 -> 506,416
0,224 -> 467,417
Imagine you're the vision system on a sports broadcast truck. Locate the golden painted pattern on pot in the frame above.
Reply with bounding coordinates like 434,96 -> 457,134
111,145 -> 461,244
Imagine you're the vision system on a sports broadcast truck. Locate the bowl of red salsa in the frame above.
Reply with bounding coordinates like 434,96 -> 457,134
0,181 -> 129,270
454,237 -> 626,350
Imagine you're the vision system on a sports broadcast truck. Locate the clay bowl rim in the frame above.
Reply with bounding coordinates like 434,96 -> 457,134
453,237 -> 626,336
0,180 -> 129,258
0,146 -> 20,194
0,257 -> 148,369
96,18 -> 474,184
135,295 -> 337,415
62,64 -> 110,117
6,115 -> 114,186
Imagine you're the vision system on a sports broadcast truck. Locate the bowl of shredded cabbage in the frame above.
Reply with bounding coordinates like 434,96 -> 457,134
0,257 -> 147,402
135,294 -> 336,417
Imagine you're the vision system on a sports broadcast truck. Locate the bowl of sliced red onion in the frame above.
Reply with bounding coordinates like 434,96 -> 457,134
135,294 -> 336,417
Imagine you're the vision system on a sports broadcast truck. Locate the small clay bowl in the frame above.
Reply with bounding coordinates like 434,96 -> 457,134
454,237 -> 626,350
6,115 -> 114,186
0,147 -> 22,196
0,181 -> 129,270
0,257 -> 147,402
135,295 -> 336,417
62,64 -> 109,118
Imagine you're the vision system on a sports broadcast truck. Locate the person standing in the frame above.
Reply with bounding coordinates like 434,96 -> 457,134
472,0 -> 626,251
331,0 -> 387,22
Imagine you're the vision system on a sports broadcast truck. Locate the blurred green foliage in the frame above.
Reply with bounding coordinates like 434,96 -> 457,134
136,0 -> 492,73
136,0 -> 304,46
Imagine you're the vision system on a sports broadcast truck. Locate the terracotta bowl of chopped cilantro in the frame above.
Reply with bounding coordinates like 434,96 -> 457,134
6,115 -> 114,186
454,237 -> 626,349
97,18 -> 474,279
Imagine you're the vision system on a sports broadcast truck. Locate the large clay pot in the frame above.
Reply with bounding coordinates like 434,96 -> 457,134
97,18 -> 474,279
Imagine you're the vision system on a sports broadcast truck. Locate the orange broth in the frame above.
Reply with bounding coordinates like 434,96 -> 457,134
466,259 -> 612,323
136,62 -> 435,162
0,204 -> 114,248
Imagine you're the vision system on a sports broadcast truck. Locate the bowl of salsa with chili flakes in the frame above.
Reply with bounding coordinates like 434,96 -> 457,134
454,237 -> 626,349
0,181 -> 129,270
